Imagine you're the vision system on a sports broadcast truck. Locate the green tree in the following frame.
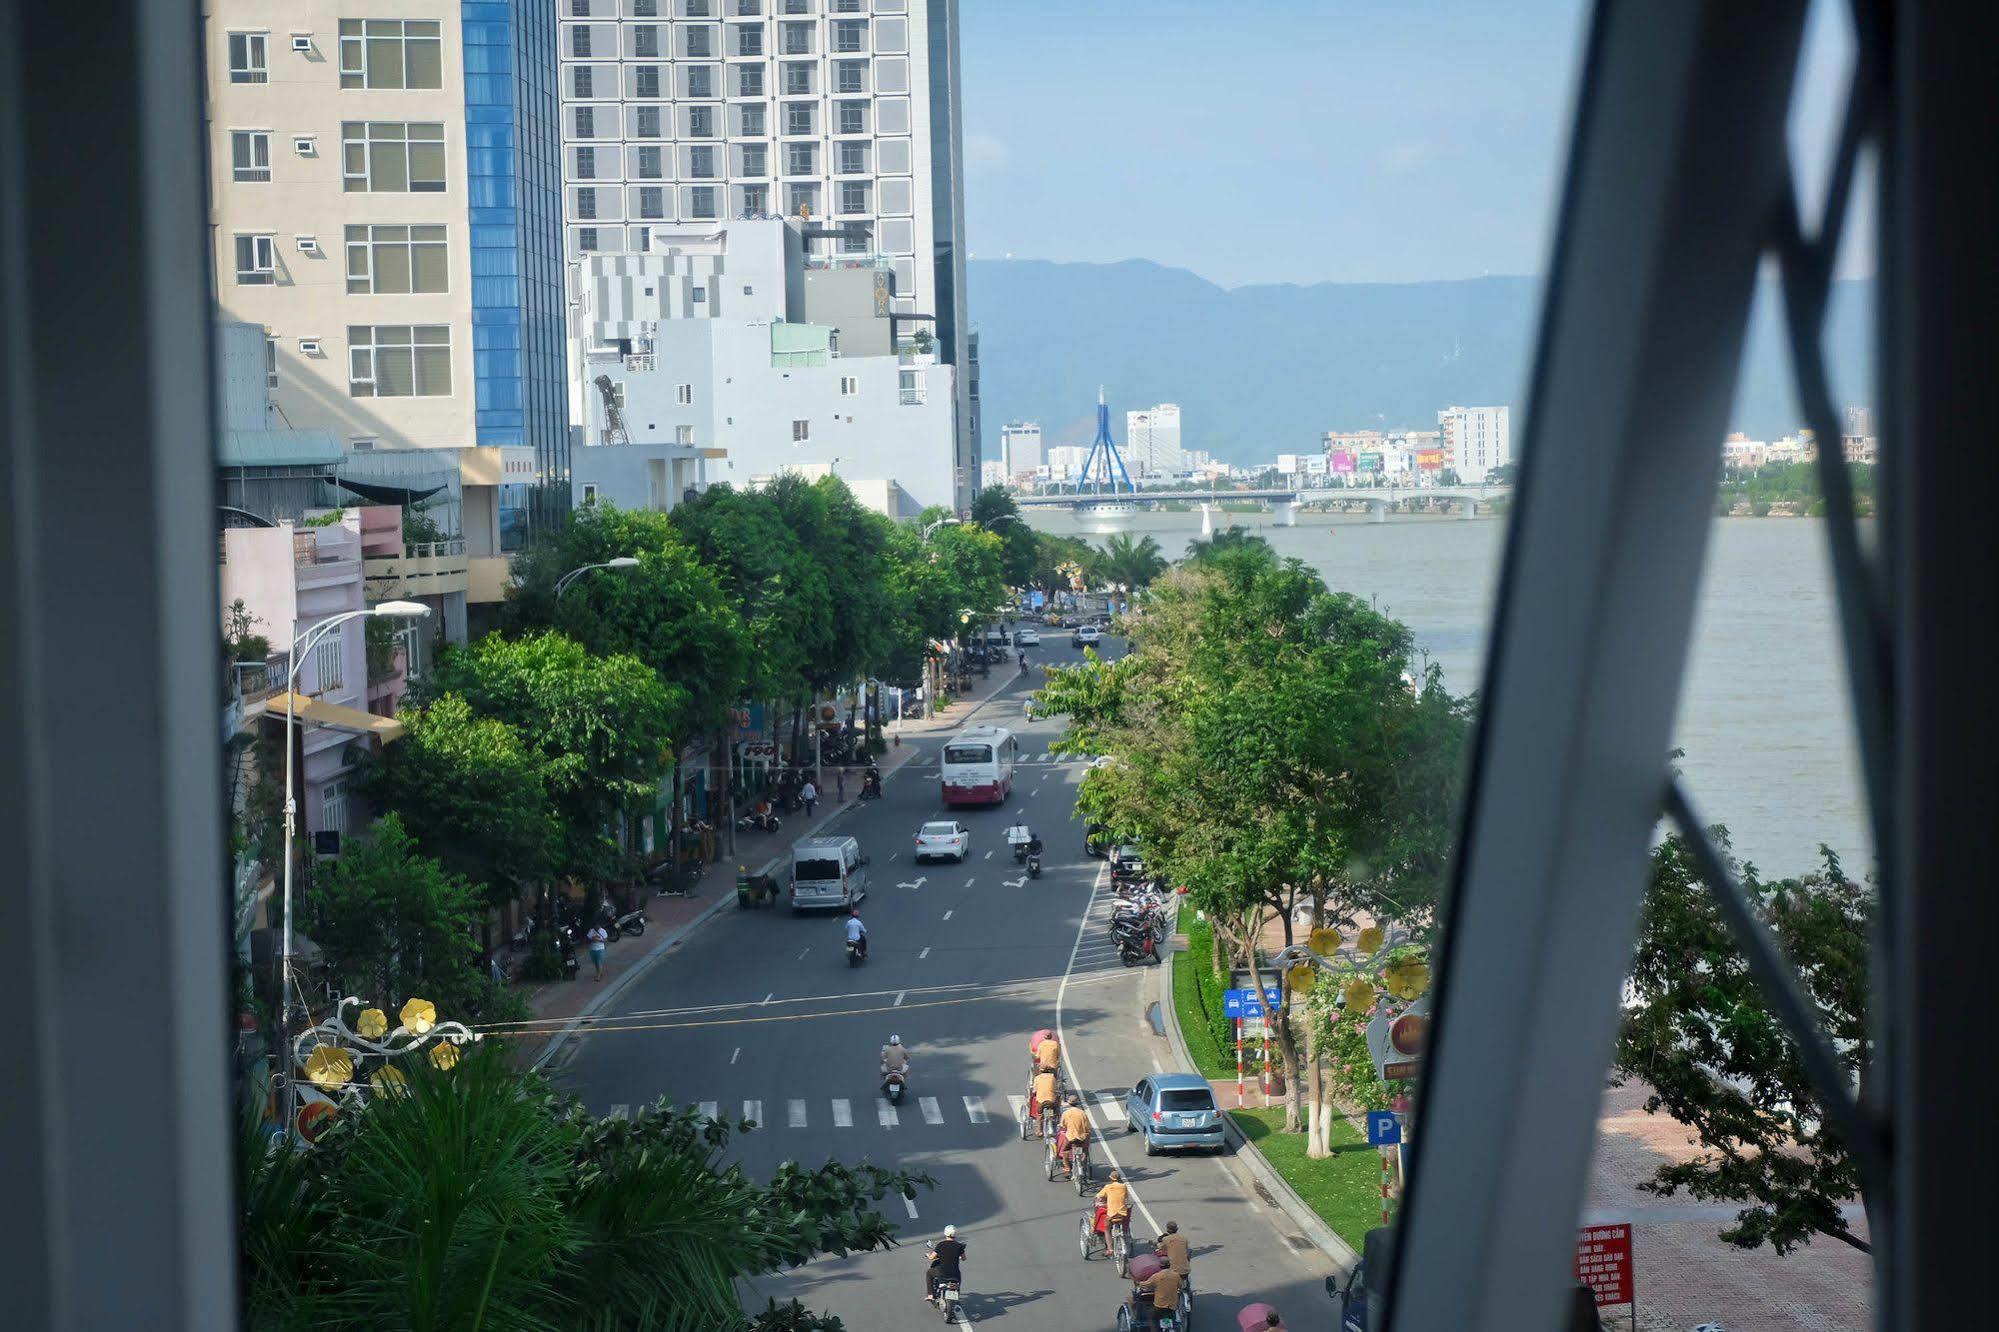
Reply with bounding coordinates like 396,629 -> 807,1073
361,693 -> 559,904
672,482 -> 829,712
1029,532 -> 1097,595
1093,532 -> 1168,593
306,814 -> 497,1019
1182,525 -> 1273,565
925,521 -> 1007,642
969,484 -> 1038,587
424,633 -> 677,880
240,1042 -> 930,1330
1616,831 -> 1872,1255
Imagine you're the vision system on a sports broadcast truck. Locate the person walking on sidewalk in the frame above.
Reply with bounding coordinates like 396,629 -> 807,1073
801,777 -> 818,817
585,923 -> 609,980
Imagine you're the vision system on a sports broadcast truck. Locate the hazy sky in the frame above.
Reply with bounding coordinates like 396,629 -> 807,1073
960,0 -> 1867,289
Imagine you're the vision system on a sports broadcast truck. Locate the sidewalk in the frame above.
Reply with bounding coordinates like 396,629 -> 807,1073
516,664 -> 1022,1068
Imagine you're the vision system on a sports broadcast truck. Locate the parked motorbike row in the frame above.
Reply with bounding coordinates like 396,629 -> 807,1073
1110,881 -> 1169,967
506,892 -> 647,981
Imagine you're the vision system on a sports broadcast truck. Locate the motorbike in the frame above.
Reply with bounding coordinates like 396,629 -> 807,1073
1027,852 -> 1042,879
736,809 -> 781,834
930,1276 -> 964,1324
859,767 -> 883,800
614,907 -> 647,938
846,934 -> 868,967
1117,925 -> 1162,967
1011,839 -> 1032,864
883,1068 -> 907,1105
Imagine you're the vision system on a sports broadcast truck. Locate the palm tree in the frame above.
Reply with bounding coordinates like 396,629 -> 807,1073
1096,532 -> 1169,592
1183,525 -> 1273,565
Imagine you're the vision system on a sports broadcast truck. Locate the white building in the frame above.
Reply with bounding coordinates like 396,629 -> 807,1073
980,459 -> 1008,489
1125,404 -> 1184,476
1437,405 -> 1512,483
205,1 -> 568,618
1000,420 -> 1043,475
1045,444 -> 1090,480
574,218 -> 958,512
558,0 -> 977,502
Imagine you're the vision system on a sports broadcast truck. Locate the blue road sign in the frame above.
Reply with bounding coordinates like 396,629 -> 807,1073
1222,987 -> 1283,1019
1365,1110 -> 1402,1147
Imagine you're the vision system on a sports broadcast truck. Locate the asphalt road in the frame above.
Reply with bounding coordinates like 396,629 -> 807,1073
556,637 -> 1338,1329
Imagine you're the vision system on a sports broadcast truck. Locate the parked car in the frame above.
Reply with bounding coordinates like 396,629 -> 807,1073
913,820 -> 971,863
1125,1074 -> 1225,1154
1016,627 -> 1041,647
1072,624 -> 1103,649
1084,823 -> 1112,857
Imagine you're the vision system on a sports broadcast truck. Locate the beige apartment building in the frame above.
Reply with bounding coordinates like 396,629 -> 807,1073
204,2 -> 570,631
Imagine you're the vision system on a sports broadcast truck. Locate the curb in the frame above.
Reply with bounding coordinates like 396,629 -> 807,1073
524,672 -> 1018,1073
1158,941 -> 1359,1271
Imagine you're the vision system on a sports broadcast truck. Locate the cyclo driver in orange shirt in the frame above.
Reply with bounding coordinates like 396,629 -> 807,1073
1054,1093 -> 1093,1176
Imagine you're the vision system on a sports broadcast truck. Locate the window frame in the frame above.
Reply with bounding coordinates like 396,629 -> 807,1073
229,129 -> 271,183
337,19 -> 444,91
233,233 -> 276,285
226,31 -> 269,84
675,383 -> 694,406
791,419 -> 810,442
343,224 -> 449,295
346,324 -> 453,398
340,121 -> 446,194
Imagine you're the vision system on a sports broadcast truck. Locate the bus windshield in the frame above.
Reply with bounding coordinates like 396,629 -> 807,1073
942,744 -> 993,766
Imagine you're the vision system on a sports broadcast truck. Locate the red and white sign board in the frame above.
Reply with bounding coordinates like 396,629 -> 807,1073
1574,1224 -> 1633,1306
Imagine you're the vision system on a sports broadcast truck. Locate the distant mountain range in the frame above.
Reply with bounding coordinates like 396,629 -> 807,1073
966,259 -> 1875,465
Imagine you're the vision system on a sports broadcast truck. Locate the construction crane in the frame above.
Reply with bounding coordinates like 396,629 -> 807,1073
592,374 -> 630,446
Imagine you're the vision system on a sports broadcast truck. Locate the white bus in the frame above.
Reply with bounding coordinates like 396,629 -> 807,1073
940,725 -> 1019,807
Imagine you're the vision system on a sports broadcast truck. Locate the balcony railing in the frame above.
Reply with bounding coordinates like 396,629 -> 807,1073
406,539 -> 466,559
899,389 -> 927,406
624,354 -> 655,371
896,343 -> 935,365
804,252 -> 892,271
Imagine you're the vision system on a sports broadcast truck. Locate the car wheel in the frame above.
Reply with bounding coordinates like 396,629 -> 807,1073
1144,1134 -> 1157,1158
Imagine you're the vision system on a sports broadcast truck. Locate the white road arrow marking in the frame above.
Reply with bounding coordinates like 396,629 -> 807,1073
903,1195 -> 920,1219
898,877 -> 928,890
1002,875 -> 1027,888
1097,1093 -> 1126,1123
1007,1094 -> 1028,1124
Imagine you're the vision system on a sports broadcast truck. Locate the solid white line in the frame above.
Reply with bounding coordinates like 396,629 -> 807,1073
943,910 -> 953,921
787,1099 -> 808,1128
919,946 -> 931,959
879,1097 -> 900,1127
762,992 -> 774,1005
731,1046 -> 741,1064
1057,862 -> 1161,1235
698,1100 -> 718,1122
744,1099 -> 762,1126
895,989 -> 907,1006
832,1098 -> 853,1127
919,1096 -> 944,1125
609,1104 -> 629,1120
1151,1057 -> 1164,1075
903,1194 -> 920,1219
962,1095 -> 990,1124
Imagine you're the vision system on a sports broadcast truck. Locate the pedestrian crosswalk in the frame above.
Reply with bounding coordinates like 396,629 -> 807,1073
603,1087 -> 1131,1133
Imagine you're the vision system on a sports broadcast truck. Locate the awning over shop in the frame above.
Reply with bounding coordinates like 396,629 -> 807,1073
269,691 -> 407,742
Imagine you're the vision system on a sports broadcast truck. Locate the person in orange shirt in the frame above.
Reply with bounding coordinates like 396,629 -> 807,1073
1031,1069 -> 1060,1137
1131,1264 -> 1185,1329
1034,1033 -> 1061,1074
1056,1094 -> 1092,1174
1093,1170 -> 1131,1250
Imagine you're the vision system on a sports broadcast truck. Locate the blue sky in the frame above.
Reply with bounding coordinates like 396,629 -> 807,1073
960,0 -> 1867,289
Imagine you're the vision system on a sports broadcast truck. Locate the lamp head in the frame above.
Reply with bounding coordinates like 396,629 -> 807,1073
372,601 -> 432,618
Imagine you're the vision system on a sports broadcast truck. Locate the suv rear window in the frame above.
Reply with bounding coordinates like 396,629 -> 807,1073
794,857 -> 841,881
1160,1089 -> 1214,1112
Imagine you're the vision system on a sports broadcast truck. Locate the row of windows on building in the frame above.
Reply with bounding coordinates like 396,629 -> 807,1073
573,138 -> 891,178
567,97 -> 913,139
573,178 -> 875,219
563,18 -> 898,59
570,1 -> 896,15
227,22 -> 445,90
567,58 -> 892,99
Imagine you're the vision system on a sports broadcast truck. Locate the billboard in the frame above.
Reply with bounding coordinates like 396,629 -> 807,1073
1416,447 -> 1445,472
1330,450 -> 1356,474
1356,452 -> 1383,473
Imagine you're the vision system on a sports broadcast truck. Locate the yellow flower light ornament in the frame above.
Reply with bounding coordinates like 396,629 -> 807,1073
429,1041 -> 461,1071
370,1065 -> 408,1096
356,1007 -> 389,1039
1341,978 -> 1378,1015
400,998 -> 437,1035
1308,927 -> 1343,956
1355,926 -> 1386,956
1286,964 -> 1317,994
304,1044 -> 355,1091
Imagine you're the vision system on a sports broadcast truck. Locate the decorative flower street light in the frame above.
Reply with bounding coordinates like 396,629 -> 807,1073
283,995 -> 480,1141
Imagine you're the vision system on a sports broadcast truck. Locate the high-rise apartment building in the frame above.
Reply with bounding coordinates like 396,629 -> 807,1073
1437,404 -> 1511,483
999,420 -> 1043,475
1125,404 -> 1184,476
205,1 -> 569,618
557,0 -> 975,506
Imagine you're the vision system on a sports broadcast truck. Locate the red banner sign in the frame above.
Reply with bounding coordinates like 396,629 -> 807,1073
1574,1224 -> 1633,1306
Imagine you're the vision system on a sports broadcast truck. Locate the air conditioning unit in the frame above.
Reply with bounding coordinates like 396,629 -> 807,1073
298,339 -> 324,357
293,136 -> 316,156
350,438 -> 376,452
291,34 -> 314,53
295,235 -> 319,254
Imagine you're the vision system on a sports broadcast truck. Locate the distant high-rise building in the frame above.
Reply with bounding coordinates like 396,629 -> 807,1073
558,0 -> 974,506
1437,405 -> 1512,483
1000,421 -> 1043,474
205,0 -> 569,625
1125,404 -> 1184,476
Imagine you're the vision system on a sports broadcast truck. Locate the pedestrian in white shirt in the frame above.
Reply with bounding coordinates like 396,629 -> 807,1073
801,778 -> 818,817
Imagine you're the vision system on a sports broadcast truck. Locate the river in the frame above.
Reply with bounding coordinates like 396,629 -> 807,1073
1029,509 -> 1870,878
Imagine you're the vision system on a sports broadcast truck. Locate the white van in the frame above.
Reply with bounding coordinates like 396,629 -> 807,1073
789,835 -> 870,913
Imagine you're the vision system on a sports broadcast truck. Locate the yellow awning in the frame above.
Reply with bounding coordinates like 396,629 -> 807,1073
269,692 -> 407,742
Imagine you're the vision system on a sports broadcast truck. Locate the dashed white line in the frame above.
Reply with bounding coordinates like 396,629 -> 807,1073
878,1097 -> 900,1127
1097,1093 -> 1126,1123
942,909 -> 953,921
831,1098 -> 853,1127
964,878 -> 975,888
1031,787 -> 1041,798
918,1096 -> 944,1125
787,1099 -> 808,1128
698,1100 -> 718,1122
919,946 -> 931,959
903,1195 -> 920,1219
895,989 -> 907,1006
962,1095 -> 990,1124
744,1100 -> 762,1126
984,850 -> 994,860
797,947 -> 810,961
731,1047 -> 741,1065
763,992 -> 774,1005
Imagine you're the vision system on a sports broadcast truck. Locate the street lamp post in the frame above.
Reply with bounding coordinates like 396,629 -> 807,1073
278,600 -> 429,1137
553,555 -> 642,599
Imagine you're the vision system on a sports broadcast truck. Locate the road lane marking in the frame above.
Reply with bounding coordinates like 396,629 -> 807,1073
745,1100 -> 762,1126
1032,787 -> 1041,797
962,1096 -> 989,1124
889,852 -> 898,861
919,1096 -> 944,1125
878,1097 -> 900,1126
832,1098 -> 853,1127
919,947 -> 931,959
1097,1093 -> 1126,1123
964,878 -> 975,888
943,910 -> 953,921
698,1101 -> 718,1121
763,992 -> 774,1005
895,990 -> 907,1006
788,1099 -> 808,1128
609,1104 -> 629,1120
731,1047 -> 740,1064
1151,1057 -> 1164,1074
1007,1094 -> 1028,1124
984,850 -> 993,860
1057,863 -> 1161,1235
903,1195 -> 920,1219
797,947 -> 810,961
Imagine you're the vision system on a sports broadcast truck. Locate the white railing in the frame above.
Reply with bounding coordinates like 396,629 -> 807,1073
624,354 -> 655,371
404,539 -> 467,560
899,390 -> 927,406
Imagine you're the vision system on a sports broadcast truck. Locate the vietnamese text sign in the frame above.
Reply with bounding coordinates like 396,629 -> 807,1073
1574,1224 -> 1633,1306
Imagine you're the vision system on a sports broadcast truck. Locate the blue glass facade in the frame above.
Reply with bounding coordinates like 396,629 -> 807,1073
462,1 -> 569,526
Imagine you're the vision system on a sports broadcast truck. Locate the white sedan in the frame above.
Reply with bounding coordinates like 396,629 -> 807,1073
1016,627 -> 1042,647
913,820 -> 971,863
